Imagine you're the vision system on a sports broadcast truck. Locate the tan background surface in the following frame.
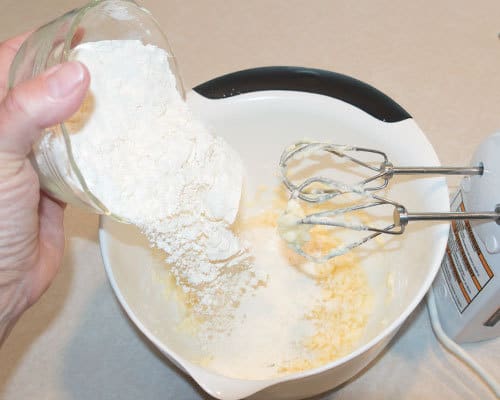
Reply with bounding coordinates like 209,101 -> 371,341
0,1 -> 499,399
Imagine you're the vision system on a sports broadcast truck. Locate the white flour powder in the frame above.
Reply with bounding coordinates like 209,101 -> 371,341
65,40 -> 254,317
54,40 -> 372,379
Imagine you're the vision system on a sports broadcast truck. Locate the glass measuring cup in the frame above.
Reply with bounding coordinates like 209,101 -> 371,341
8,0 -> 184,220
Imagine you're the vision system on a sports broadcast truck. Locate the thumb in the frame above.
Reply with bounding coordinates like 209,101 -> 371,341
0,61 -> 90,156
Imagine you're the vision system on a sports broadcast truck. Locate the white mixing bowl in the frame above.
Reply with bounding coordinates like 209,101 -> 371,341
99,67 -> 450,399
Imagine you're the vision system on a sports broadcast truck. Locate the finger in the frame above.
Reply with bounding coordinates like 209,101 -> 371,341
0,61 -> 90,156
0,29 -> 87,99
0,31 -> 32,56
27,193 -> 65,304
0,31 -> 33,98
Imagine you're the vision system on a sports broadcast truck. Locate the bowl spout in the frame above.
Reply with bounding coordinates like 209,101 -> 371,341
185,363 -> 274,400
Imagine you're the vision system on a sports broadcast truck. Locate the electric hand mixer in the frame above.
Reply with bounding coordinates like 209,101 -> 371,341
279,140 -> 499,261
278,134 -> 500,344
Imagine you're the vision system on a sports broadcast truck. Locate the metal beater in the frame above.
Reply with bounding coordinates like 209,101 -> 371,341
279,141 -> 500,262
280,141 -> 483,202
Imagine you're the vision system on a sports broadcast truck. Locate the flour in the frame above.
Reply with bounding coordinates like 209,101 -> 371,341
65,40 -> 255,318
61,39 -> 372,379
203,226 -> 320,379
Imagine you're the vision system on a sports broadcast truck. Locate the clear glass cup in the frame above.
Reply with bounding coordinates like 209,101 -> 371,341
8,0 -> 184,220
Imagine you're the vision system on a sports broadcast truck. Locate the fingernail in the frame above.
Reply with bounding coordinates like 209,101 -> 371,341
46,61 -> 85,99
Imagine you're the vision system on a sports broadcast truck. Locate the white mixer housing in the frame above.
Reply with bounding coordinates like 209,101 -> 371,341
433,132 -> 500,343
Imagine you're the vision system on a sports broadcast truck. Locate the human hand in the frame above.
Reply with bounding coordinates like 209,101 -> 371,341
0,32 -> 90,344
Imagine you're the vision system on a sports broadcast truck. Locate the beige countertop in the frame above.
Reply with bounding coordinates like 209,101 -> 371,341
0,1 -> 499,399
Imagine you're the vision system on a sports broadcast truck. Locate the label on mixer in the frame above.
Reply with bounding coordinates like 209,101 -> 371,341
441,190 -> 495,313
